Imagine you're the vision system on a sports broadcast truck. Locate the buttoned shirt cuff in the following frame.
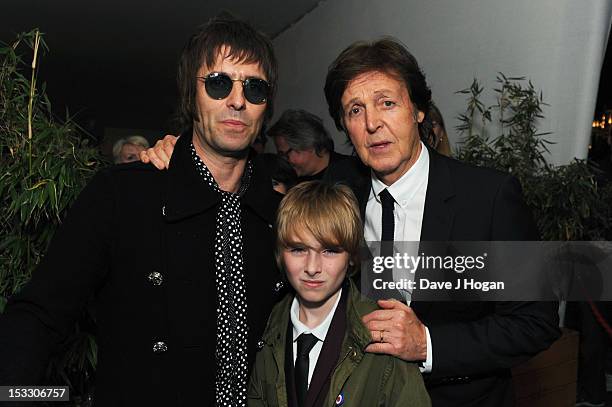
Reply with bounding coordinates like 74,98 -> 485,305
419,326 -> 433,373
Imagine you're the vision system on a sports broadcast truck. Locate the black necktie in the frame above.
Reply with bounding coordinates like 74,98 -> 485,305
379,189 -> 395,257
295,333 -> 318,407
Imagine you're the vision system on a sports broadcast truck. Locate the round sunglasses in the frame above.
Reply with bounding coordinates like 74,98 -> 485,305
198,72 -> 270,105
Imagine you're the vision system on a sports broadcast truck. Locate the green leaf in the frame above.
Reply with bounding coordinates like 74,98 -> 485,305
456,73 -> 612,240
1,28 -> 104,400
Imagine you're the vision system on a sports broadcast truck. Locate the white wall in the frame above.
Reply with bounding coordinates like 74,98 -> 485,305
272,0 -> 612,165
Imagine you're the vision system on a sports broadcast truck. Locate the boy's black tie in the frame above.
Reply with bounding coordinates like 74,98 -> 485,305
295,333 -> 318,407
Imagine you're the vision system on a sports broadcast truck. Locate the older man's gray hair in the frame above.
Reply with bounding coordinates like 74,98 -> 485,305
267,109 -> 334,155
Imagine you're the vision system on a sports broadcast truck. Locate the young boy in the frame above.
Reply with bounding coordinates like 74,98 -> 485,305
248,181 -> 430,406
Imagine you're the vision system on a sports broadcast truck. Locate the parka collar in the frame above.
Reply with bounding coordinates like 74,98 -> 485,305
262,293 -> 293,345
344,280 -> 377,352
262,281 -> 376,352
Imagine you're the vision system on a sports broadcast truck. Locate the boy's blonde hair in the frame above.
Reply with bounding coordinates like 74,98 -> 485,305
275,181 -> 363,275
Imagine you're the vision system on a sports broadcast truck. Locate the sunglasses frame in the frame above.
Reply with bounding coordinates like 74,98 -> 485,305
197,72 -> 270,105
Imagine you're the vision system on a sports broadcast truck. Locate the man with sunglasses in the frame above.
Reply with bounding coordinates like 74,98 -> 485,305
0,16 -> 284,406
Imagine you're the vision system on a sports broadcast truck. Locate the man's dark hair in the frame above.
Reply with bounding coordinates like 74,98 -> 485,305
324,37 -> 432,138
176,15 -> 278,130
267,109 -> 334,155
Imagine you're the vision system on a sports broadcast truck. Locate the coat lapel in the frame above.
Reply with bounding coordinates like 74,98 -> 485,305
262,295 -> 293,407
242,154 -> 281,226
162,131 -> 220,222
285,314 -> 298,407
419,147 -> 456,242
412,147 -> 456,315
163,132 -> 277,225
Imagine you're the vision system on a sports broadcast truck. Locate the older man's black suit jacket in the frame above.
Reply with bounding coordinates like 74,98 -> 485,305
0,134 -> 285,406
325,147 -> 560,407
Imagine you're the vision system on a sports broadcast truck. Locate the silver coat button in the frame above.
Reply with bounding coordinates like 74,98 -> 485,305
153,341 -> 167,354
148,271 -> 163,286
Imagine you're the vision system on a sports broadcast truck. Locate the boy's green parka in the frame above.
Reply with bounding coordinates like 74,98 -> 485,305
248,280 -> 431,407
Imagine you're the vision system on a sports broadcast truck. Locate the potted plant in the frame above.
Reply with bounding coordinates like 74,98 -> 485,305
1,29 -> 106,406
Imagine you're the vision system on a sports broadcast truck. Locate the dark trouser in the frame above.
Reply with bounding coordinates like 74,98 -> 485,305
566,301 -> 611,402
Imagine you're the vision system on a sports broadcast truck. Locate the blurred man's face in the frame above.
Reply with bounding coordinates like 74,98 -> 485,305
274,135 -> 321,177
341,70 -> 424,185
192,46 -> 267,158
118,143 -> 146,164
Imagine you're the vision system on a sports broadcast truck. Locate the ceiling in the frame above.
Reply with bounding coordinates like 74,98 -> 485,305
1,0 -> 322,138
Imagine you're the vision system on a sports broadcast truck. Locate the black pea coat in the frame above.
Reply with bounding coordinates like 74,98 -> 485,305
0,133 -> 285,406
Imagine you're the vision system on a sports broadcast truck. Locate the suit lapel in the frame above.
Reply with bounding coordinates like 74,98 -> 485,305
344,148 -> 457,311
419,147 -> 456,242
412,147 -> 456,315
305,288 -> 348,407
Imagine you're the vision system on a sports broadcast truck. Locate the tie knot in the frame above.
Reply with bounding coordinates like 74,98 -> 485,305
379,189 -> 395,210
296,333 -> 318,357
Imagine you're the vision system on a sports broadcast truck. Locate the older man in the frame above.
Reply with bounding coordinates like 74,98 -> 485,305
268,109 -> 349,182
323,38 -> 560,407
0,17 -> 283,406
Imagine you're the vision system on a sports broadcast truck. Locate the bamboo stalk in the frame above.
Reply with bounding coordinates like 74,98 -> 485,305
26,30 -> 41,271
27,29 -> 41,180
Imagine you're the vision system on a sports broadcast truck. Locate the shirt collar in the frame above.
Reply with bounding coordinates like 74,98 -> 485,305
369,141 -> 430,206
291,288 -> 343,343
189,142 -> 253,197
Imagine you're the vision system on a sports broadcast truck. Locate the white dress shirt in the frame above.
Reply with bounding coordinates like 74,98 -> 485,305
363,141 -> 433,372
291,289 -> 343,387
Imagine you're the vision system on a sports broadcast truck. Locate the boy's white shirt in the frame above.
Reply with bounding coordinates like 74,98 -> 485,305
290,288 -> 343,387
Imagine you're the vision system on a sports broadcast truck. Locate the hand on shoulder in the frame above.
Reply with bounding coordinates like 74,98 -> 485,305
139,134 -> 179,170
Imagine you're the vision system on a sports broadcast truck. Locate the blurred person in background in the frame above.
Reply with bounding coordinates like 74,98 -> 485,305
268,109 -> 350,182
424,103 -> 452,157
112,135 -> 150,164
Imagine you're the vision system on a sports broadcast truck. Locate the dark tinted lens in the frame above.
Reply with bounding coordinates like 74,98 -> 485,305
243,78 -> 269,105
204,73 -> 232,100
